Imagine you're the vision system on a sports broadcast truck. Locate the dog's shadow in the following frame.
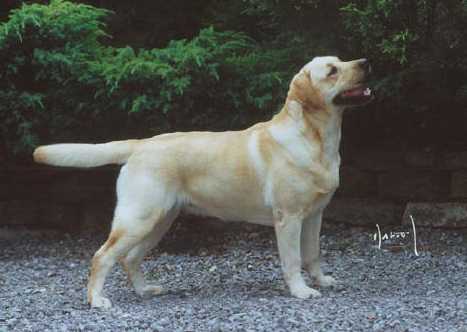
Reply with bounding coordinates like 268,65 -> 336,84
157,216 -> 274,255
150,280 -> 286,300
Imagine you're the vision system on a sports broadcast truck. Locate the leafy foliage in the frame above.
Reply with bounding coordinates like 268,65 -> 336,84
341,0 -> 467,108
0,1 -> 294,157
0,0 -> 110,154
1,0 -> 466,157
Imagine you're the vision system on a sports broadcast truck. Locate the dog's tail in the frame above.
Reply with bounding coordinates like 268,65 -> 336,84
33,140 -> 139,168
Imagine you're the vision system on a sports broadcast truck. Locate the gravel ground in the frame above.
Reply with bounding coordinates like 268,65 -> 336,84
1,220 -> 466,332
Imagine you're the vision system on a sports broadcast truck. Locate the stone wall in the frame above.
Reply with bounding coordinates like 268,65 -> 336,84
0,164 -> 118,232
1,146 -> 467,231
327,148 -> 467,227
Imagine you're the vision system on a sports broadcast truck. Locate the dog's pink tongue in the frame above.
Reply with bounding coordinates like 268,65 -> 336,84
343,87 -> 365,97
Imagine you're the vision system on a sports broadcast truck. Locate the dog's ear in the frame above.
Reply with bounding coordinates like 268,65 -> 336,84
286,69 -> 324,111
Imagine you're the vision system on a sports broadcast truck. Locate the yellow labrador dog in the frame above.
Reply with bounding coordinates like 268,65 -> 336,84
34,56 -> 372,308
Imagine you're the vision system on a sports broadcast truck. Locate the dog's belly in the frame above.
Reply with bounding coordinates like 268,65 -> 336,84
179,149 -> 275,225
183,203 -> 274,226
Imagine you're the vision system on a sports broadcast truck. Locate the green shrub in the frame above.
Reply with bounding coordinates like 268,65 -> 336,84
211,0 -> 467,112
0,0 -> 295,158
3,0 -> 465,158
0,0 -> 109,155
340,0 -> 467,108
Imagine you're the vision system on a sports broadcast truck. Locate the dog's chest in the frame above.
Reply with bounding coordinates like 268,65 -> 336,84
300,117 -> 342,212
318,112 -> 342,190
313,143 -> 341,212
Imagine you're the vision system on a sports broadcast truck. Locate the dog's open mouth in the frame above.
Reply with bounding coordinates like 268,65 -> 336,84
334,86 -> 373,106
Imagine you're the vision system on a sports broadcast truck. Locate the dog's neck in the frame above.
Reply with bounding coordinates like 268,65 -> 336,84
302,101 -> 344,169
267,98 -> 344,171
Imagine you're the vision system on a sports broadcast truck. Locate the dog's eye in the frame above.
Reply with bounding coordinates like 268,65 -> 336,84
328,66 -> 338,77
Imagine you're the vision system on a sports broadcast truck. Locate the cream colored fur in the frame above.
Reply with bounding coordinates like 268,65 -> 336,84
34,56 -> 371,308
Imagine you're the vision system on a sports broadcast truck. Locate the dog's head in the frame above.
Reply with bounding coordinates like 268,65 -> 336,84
288,56 -> 373,110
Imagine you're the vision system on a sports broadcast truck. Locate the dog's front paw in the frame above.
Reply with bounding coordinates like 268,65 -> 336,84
317,275 -> 337,288
290,284 -> 322,299
90,296 -> 112,309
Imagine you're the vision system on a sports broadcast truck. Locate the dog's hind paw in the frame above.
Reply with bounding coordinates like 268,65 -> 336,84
138,285 -> 164,298
317,275 -> 337,288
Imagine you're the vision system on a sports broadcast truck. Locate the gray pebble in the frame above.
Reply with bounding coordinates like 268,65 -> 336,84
0,222 -> 465,332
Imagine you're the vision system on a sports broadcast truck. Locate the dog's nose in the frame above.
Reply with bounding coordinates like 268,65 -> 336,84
358,58 -> 371,73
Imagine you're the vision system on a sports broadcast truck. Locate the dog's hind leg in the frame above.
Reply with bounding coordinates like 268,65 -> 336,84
87,164 -> 178,309
87,211 -> 165,309
121,208 -> 179,298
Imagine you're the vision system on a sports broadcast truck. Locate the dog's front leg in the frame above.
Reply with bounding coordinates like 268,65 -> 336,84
274,212 -> 321,299
301,212 -> 337,287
